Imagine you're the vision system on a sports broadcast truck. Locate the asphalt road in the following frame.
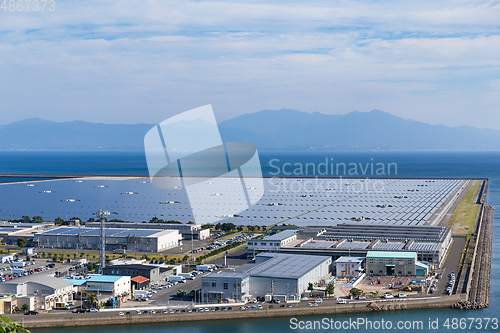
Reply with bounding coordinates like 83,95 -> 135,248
432,237 -> 465,296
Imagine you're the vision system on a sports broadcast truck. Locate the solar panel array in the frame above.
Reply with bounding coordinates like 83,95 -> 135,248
337,242 -> 371,250
410,243 -> 438,251
302,241 -> 336,249
0,177 -> 465,227
373,242 -> 405,250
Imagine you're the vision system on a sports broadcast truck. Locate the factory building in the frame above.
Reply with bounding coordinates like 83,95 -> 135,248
201,253 -> 332,303
0,275 -> 74,311
83,275 -> 131,300
34,227 -> 182,252
85,221 -> 210,240
247,230 -> 297,255
248,224 -> 451,267
365,251 -> 419,276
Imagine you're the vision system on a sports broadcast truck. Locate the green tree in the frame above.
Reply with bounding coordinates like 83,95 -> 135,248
17,238 -> 26,248
87,263 -> 95,271
187,221 -> 195,225
21,216 -> 31,223
21,304 -> 29,313
54,217 -> 65,225
349,288 -> 363,297
87,293 -> 97,307
31,216 -> 43,223
308,283 -> 314,291
326,283 -> 334,296
0,314 -> 30,332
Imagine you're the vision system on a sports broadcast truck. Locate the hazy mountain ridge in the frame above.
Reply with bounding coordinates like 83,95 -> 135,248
1,110 -> 499,151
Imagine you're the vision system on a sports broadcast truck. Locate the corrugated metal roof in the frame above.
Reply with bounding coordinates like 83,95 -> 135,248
87,275 -> 127,283
263,230 -> 297,241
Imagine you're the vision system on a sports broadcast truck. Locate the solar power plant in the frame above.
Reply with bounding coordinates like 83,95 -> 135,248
0,177 -> 465,227
410,243 -> 439,251
302,241 -> 336,248
373,242 -> 405,250
337,242 -> 371,250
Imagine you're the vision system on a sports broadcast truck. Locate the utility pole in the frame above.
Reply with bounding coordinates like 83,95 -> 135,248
94,210 -> 111,274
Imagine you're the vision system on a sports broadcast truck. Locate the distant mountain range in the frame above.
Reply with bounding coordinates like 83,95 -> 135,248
1,109 -> 499,151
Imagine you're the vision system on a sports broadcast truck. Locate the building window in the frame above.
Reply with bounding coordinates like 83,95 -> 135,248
408,271 -> 412,275
223,283 -> 228,290
212,282 -> 216,287
203,282 -> 209,287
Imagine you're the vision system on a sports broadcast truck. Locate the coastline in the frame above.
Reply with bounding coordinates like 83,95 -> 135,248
11,295 -> 465,329
2,177 -> 493,329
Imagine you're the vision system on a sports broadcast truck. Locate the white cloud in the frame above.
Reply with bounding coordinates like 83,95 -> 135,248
0,0 -> 499,128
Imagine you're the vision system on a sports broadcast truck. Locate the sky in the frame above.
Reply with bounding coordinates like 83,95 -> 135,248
1,0 -> 499,128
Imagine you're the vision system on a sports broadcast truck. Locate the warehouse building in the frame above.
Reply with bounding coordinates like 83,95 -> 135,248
247,230 -> 298,255
248,224 -> 451,267
83,275 -> 131,300
365,251 -> 423,276
201,253 -> 332,303
85,221 -> 210,240
0,275 -> 74,311
34,227 -> 182,252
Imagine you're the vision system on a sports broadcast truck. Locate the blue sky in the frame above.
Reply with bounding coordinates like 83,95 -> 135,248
1,0 -> 499,128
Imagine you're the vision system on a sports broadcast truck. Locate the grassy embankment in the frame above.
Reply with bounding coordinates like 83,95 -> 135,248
446,180 -> 481,236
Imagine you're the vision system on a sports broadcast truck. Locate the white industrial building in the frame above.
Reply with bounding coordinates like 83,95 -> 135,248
247,230 -> 297,255
85,221 -> 210,240
201,253 -> 332,303
83,275 -> 131,299
334,256 -> 365,277
0,275 -> 75,310
35,226 -> 182,252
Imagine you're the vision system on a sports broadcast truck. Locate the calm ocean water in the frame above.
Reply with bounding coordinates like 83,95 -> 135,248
0,150 -> 498,332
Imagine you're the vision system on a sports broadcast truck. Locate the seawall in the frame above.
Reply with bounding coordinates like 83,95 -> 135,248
11,295 -> 465,329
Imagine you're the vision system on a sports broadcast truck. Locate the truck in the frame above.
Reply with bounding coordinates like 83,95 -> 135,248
55,302 -> 71,310
12,268 -> 25,276
11,261 -> 27,268
196,264 -> 216,272
133,290 -> 151,301
112,249 -> 126,254
169,276 -> 186,283
179,273 -> 195,280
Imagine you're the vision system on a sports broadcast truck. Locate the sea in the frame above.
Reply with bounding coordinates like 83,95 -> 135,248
0,150 -> 498,333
